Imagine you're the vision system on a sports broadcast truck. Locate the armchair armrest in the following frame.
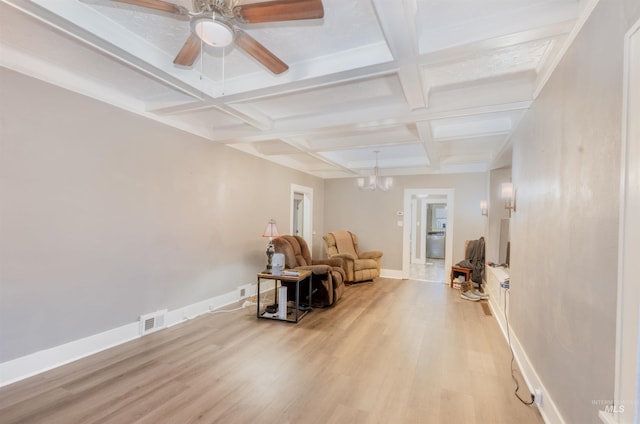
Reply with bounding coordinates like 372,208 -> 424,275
359,250 -> 383,260
332,266 -> 346,281
329,252 -> 356,261
294,264 -> 332,275
312,258 -> 344,268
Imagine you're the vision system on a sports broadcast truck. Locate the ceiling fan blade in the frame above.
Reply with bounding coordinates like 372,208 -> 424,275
234,30 -> 288,74
110,0 -> 189,15
233,0 -> 324,24
173,34 -> 200,66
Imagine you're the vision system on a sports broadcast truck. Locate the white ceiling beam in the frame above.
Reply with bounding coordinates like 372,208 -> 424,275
416,121 -> 438,168
209,100 -> 532,143
370,0 -> 427,110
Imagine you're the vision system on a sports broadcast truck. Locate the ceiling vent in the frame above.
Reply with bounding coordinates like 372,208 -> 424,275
139,309 -> 167,336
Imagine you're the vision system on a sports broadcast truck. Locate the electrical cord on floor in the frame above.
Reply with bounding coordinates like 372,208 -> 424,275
503,288 -> 536,406
209,305 -> 245,314
209,294 -> 263,316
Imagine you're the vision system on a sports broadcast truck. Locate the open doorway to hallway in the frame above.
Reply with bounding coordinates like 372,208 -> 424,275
290,184 -> 313,255
410,259 -> 445,282
403,189 -> 455,282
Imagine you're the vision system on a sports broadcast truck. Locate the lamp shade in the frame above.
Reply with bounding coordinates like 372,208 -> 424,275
262,219 -> 280,238
501,182 -> 514,200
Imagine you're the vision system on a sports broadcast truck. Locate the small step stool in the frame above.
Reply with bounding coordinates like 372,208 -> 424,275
450,266 -> 472,288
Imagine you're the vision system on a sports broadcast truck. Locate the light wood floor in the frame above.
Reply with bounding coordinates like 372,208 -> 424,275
0,278 -> 544,424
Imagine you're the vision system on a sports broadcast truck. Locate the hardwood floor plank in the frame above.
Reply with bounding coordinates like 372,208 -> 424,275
0,278 -> 544,424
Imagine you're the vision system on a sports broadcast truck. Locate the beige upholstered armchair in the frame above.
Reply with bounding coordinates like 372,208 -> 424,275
323,231 -> 383,283
273,235 -> 345,307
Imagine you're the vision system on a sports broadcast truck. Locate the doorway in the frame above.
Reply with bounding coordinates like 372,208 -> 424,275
292,192 -> 304,236
409,198 -> 447,282
403,189 -> 454,281
290,184 -> 313,255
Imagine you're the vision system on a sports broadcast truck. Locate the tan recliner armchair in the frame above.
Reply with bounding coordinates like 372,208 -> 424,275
273,235 -> 345,307
323,231 -> 383,283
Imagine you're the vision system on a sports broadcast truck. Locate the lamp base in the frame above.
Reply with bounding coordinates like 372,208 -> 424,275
263,242 -> 274,274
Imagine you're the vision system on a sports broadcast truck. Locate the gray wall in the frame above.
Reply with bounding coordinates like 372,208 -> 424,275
323,173 -> 488,269
0,68 -> 324,362
509,0 -> 640,422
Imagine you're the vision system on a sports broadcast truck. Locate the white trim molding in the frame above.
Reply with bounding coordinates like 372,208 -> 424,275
605,17 -> 640,424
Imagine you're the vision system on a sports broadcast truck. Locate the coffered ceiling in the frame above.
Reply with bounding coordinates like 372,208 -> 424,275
0,0 -> 598,178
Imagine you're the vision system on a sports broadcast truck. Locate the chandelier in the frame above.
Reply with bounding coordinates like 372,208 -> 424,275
357,151 -> 393,191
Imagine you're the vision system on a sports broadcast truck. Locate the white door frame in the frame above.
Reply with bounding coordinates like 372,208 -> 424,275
605,18 -> 640,424
410,198 -> 420,263
403,189 -> 455,280
290,184 -> 313,255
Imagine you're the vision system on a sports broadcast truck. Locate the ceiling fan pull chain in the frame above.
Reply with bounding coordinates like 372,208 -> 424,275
199,38 -> 204,81
222,47 -> 225,96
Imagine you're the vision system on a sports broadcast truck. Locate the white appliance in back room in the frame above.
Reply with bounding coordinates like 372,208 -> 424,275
426,204 -> 447,259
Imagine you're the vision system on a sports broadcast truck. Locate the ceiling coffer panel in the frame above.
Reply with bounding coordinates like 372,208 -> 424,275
307,124 -> 418,151
239,74 -> 405,120
319,143 -> 430,171
423,39 -> 553,89
438,136 -> 505,161
160,105 -> 254,130
252,139 -> 303,155
430,113 -> 515,141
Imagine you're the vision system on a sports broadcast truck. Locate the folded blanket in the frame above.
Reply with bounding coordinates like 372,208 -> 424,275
332,231 -> 358,258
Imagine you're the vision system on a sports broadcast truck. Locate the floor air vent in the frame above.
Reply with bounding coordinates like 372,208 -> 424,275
139,309 -> 167,336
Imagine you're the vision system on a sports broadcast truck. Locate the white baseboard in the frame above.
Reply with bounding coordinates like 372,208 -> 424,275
0,322 -> 140,387
381,268 -> 403,279
488,292 -> 566,424
598,410 -> 617,424
0,285 -> 254,387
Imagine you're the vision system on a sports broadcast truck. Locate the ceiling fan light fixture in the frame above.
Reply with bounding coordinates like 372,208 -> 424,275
192,15 -> 234,48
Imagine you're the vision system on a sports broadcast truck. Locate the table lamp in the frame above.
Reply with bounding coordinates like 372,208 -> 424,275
262,219 -> 280,274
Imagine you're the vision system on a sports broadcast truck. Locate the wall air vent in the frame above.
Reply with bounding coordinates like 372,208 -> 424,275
139,309 -> 167,336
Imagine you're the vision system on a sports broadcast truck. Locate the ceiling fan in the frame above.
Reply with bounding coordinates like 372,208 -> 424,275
110,0 -> 324,74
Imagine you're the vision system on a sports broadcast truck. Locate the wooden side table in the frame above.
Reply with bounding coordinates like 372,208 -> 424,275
450,266 -> 472,288
256,270 -> 312,323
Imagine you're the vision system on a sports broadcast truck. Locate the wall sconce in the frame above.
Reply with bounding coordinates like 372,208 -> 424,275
480,200 -> 488,216
501,182 -> 517,217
